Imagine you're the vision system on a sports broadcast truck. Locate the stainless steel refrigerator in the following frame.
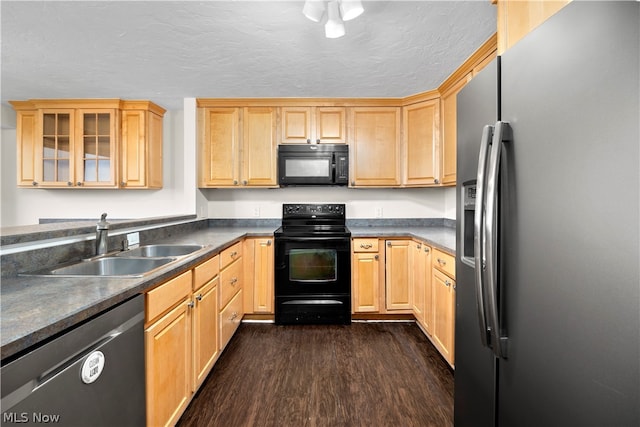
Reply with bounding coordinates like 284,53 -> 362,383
454,2 -> 639,426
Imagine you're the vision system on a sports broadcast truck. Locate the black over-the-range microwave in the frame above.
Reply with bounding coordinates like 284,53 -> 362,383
278,144 -> 349,186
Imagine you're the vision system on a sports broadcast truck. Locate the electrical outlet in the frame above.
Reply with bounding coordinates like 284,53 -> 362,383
126,232 -> 140,249
375,207 -> 383,218
253,207 -> 260,217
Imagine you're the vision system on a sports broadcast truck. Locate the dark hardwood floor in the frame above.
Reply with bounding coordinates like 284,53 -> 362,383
177,322 -> 454,427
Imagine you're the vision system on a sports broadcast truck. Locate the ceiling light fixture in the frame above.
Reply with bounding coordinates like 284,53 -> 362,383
302,0 -> 364,39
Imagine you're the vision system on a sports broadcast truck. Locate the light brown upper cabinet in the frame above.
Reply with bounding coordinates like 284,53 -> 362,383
403,97 -> 440,186
10,99 -> 164,189
438,34 -> 497,186
198,106 -> 277,188
349,107 -> 401,187
281,107 -> 346,144
497,0 -> 570,54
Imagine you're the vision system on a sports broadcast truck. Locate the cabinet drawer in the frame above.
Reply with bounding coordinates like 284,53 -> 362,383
146,270 -> 192,322
220,242 -> 242,269
352,238 -> 379,253
433,249 -> 455,278
220,289 -> 243,350
220,258 -> 242,308
194,254 -> 220,291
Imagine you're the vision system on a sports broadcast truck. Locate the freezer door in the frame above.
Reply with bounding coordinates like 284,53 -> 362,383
498,2 -> 639,426
454,59 -> 499,427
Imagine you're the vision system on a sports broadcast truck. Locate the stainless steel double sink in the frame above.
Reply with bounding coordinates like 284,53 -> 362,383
24,244 -> 208,277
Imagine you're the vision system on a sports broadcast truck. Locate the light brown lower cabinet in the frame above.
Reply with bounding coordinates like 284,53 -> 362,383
431,249 -> 456,366
352,238 -> 381,313
244,237 -> 274,314
412,240 -> 433,334
385,240 -> 412,311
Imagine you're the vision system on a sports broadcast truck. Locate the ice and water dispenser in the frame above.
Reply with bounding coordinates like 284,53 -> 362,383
461,180 -> 477,267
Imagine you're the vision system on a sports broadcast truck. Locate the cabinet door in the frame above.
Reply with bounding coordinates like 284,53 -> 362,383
200,108 -> 240,187
281,107 -> 312,144
145,299 -> 192,427
220,289 -> 243,351
432,268 -> 455,365
422,245 -> 433,334
75,109 -> 118,188
37,109 -> 76,187
404,100 -> 440,186
121,109 -> 163,189
411,241 -> 426,323
315,107 -> 346,144
352,251 -> 380,312
440,75 -> 471,186
192,278 -> 219,391
350,107 -> 401,186
385,240 -> 412,310
242,107 -> 277,186
15,110 -> 38,187
252,238 -> 274,313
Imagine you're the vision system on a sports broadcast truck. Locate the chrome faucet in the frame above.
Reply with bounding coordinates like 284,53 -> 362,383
96,213 -> 110,255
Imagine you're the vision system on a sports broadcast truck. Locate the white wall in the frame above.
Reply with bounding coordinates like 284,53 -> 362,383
202,186 -> 449,219
0,104 -> 196,227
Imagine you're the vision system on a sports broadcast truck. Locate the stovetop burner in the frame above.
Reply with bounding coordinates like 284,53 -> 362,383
276,204 -> 350,237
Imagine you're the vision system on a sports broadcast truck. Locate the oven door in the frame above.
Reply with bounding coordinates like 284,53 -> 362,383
275,236 -> 351,296
278,152 -> 335,186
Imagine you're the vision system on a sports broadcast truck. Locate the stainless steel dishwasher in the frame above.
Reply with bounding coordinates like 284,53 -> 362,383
1,295 -> 145,426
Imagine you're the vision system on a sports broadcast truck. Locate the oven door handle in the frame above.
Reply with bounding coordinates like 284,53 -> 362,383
276,236 -> 350,242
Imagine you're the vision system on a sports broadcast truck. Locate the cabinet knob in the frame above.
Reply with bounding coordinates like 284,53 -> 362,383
437,258 -> 447,266
67,181 -> 73,187
424,247 -> 430,253
230,312 -> 238,321
32,181 -> 38,186
445,280 -> 451,287
243,180 -> 248,185
416,244 -> 422,250
306,139 -> 311,144
76,181 -> 83,186
230,277 -> 238,285
351,181 -> 355,186
434,178 -> 440,184
196,294 -> 203,301
316,139 -> 320,144
374,255 -> 379,261
267,239 -> 272,246
187,300 -> 195,308
121,181 -> 126,187
387,242 -> 392,247
233,180 -> 238,185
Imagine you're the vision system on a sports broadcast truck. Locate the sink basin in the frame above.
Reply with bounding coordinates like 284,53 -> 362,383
117,244 -> 206,258
47,256 -> 176,277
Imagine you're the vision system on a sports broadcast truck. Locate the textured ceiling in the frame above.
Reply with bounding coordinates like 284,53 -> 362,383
1,1 -> 496,110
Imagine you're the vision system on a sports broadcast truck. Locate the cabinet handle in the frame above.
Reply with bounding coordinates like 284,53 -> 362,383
437,258 -> 447,266
230,277 -> 238,285
387,242 -> 392,247
230,312 -> 238,321
196,294 -> 203,301
445,280 -> 451,287
360,243 -> 372,249
424,247 -> 430,253
231,251 -> 238,257
187,300 -> 195,308
32,181 -> 38,186
267,239 -> 272,246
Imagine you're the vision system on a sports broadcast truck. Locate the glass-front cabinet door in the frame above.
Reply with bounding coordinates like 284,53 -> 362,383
36,109 -> 117,187
39,110 -> 75,187
76,109 -> 117,187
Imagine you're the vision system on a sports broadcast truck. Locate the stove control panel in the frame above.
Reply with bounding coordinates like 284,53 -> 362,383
283,204 -> 345,218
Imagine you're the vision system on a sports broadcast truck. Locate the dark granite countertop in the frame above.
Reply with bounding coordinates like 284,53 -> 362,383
1,222 -> 455,361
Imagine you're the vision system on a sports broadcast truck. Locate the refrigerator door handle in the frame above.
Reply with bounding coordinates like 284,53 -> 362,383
485,120 -> 512,359
474,124 -> 493,347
